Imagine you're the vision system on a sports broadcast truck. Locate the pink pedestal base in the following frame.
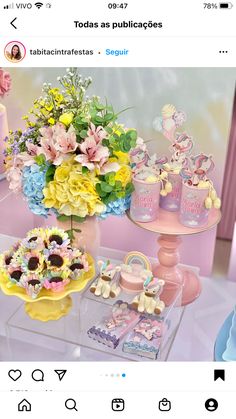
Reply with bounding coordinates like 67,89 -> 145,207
128,208 -> 221,307
152,235 -> 202,306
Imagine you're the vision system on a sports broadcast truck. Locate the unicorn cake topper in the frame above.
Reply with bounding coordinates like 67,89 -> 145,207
168,133 -> 194,170
181,153 -> 215,186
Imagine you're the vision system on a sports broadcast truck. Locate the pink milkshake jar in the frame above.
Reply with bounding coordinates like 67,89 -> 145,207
130,177 -> 161,222
179,182 -> 209,228
160,172 -> 182,212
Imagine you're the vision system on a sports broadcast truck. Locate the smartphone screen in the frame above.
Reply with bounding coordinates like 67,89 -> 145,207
0,1 -> 235,417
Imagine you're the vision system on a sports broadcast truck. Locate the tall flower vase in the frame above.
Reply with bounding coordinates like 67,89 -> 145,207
56,215 -> 101,260
0,104 -> 9,175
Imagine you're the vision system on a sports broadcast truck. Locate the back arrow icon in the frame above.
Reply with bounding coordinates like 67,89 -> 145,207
10,17 -> 17,29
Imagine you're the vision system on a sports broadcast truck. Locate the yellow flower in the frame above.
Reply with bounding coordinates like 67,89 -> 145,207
43,160 -> 105,218
115,165 -> 132,187
45,103 -> 53,112
49,88 -> 59,95
55,93 -> 64,103
54,166 -> 71,183
48,117 -> 55,125
59,112 -> 74,126
113,151 -> 130,165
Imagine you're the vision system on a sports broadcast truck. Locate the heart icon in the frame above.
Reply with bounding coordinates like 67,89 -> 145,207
8,369 -> 22,381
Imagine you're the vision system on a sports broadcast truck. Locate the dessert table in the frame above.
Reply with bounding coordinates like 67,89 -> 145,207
127,208 -> 221,305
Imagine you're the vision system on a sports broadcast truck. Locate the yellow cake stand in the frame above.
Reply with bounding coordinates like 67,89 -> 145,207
0,254 -> 95,322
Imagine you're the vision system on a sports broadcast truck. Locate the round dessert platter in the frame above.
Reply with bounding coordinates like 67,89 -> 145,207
0,254 -> 95,321
127,208 -> 221,306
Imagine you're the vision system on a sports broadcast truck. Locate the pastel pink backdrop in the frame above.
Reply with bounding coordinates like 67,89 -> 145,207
217,93 -> 236,241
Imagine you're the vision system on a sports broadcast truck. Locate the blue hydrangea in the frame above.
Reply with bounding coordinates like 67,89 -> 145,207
100,195 -> 131,219
22,164 -> 49,217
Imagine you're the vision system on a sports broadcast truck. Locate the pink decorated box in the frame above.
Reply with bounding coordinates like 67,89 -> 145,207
87,300 -> 140,349
122,316 -> 165,360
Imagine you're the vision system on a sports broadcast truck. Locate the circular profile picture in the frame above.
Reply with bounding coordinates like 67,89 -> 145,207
4,41 -> 26,63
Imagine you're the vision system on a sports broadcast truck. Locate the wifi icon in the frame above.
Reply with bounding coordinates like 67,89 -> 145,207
35,2 -> 43,8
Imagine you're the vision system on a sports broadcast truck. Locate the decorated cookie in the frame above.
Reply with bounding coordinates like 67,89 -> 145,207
87,300 -> 140,349
123,316 -> 165,359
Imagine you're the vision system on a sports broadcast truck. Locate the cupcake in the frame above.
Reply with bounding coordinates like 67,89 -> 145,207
70,253 -> 89,280
1,240 -> 20,267
20,273 -> 43,299
21,251 -> 45,274
22,234 -> 45,252
2,250 -> 14,267
43,269 -> 70,293
7,264 -> 23,284
45,227 -> 70,249
44,247 -> 71,271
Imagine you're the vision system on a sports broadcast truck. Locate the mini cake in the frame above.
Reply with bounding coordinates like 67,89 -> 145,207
119,251 -> 152,293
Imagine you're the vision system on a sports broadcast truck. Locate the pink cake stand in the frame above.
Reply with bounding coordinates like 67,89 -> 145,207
127,208 -> 221,306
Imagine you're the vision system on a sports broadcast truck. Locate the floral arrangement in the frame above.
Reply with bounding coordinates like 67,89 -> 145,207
0,227 -> 91,299
0,68 -> 11,98
4,68 -> 137,238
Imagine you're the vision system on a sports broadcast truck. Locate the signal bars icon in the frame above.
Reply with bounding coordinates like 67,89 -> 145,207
3,2 -> 14,8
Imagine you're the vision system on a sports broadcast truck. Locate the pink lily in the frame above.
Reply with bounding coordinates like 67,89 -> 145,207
40,137 -> 64,166
87,123 -> 107,144
75,136 -> 110,171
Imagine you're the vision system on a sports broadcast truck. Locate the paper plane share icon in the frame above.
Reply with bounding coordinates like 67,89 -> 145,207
54,370 -> 67,381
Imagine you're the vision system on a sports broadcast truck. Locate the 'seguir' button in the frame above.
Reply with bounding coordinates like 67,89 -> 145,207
105,49 -> 129,56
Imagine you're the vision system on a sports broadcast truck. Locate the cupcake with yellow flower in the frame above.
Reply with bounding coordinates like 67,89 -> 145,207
45,227 -> 70,249
43,269 -> 70,293
20,273 -> 44,299
44,247 -> 71,271
21,250 -> 45,274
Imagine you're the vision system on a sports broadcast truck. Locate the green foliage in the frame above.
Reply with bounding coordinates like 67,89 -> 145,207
34,154 -> 46,166
104,129 -> 137,154
71,215 -> 86,223
57,215 -> 70,222
96,177 -> 128,205
45,165 -> 56,183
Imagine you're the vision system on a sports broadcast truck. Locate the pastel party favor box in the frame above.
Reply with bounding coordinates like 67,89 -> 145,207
123,316 -> 164,360
87,300 -> 140,349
